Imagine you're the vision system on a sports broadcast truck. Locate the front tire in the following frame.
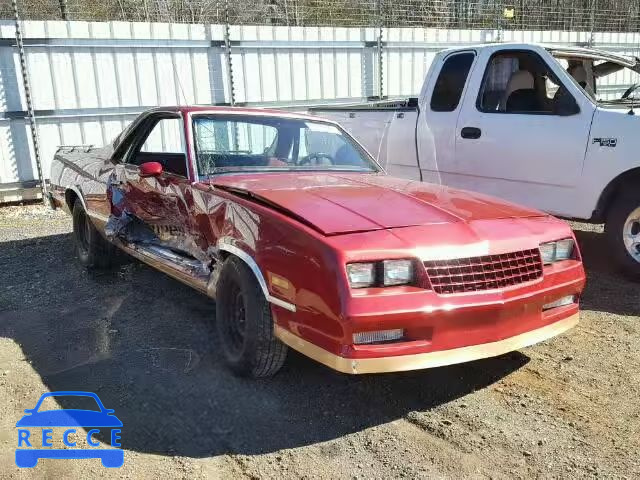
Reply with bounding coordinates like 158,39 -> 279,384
216,256 -> 288,377
72,201 -> 119,269
605,192 -> 640,279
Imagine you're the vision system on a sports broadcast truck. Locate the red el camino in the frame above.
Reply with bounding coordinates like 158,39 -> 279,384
49,106 -> 586,377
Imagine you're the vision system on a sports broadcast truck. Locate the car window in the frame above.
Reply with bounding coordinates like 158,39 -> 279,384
477,50 -> 575,114
193,116 -> 378,176
127,117 -> 188,177
140,118 -> 183,154
430,52 -> 475,112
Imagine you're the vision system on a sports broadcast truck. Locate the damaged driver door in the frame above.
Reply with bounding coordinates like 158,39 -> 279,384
109,113 -> 195,255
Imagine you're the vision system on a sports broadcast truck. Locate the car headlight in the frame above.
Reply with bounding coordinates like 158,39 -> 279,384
346,260 -> 415,288
539,239 -> 575,264
382,260 -> 414,286
346,263 -> 376,288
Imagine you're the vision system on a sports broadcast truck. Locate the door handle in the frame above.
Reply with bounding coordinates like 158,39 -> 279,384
460,127 -> 481,139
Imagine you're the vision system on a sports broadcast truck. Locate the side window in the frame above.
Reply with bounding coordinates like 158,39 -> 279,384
430,52 -> 475,112
129,117 -> 188,177
140,118 -> 183,154
477,51 -> 576,114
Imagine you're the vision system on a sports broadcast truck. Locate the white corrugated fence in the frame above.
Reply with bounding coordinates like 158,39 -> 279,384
0,20 -> 639,201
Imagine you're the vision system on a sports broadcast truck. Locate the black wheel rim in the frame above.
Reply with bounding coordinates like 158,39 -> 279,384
223,282 -> 248,354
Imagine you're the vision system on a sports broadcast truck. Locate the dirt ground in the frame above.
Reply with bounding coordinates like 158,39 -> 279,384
0,204 -> 638,479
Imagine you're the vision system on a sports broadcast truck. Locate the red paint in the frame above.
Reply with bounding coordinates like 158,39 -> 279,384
139,162 -> 163,177
52,106 -> 587,368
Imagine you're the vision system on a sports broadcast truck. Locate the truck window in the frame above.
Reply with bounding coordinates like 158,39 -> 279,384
430,53 -> 475,112
477,50 -> 575,115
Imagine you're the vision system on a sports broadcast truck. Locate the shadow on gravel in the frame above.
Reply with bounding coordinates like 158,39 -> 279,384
1,233 -> 530,457
573,228 -> 640,317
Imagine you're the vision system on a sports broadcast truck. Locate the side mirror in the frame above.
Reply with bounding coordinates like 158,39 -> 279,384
139,161 -> 163,177
553,88 -> 580,116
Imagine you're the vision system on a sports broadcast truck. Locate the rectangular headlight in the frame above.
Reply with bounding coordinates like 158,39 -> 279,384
382,259 -> 414,286
346,263 -> 376,288
353,329 -> 404,345
540,239 -> 575,264
555,239 -> 575,261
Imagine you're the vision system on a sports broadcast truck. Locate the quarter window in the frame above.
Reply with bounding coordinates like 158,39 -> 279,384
430,52 -> 475,112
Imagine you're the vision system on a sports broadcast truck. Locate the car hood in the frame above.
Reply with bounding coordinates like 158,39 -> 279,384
210,173 -> 546,235
16,410 -> 123,427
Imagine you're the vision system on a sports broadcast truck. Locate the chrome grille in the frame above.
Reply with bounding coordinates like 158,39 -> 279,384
424,248 -> 543,294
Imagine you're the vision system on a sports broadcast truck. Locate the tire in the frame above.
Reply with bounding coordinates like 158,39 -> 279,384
72,200 -> 120,269
605,191 -> 640,279
216,256 -> 288,377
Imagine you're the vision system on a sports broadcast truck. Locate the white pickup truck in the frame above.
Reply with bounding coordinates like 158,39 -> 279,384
311,43 -> 640,277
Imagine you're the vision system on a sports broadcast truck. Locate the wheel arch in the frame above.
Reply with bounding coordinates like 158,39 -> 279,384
593,167 -> 640,223
215,240 -> 296,312
64,186 -> 87,212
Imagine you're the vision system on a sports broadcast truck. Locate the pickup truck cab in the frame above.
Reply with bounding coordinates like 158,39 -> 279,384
49,106 -> 585,378
311,43 -> 640,277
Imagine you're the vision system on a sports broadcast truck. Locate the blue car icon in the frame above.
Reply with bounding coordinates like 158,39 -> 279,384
16,391 -> 123,468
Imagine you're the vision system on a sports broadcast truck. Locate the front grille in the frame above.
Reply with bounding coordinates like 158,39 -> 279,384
424,248 -> 543,294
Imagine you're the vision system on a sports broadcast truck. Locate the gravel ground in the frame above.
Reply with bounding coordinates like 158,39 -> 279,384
1,204 -> 639,479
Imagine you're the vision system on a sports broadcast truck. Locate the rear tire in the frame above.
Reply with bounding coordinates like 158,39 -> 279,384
605,192 -> 640,279
216,256 -> 288,377
72,201 -> 120,269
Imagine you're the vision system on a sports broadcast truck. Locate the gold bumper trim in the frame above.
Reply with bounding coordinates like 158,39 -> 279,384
274,313 -> 579,374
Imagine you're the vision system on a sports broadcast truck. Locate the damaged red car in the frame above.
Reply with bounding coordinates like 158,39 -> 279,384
49,106 -> 586,377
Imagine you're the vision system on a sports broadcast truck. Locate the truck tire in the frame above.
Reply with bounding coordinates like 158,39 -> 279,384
216,256 -> 288,377
72,201 -> 120,269
605,192 -> 640,279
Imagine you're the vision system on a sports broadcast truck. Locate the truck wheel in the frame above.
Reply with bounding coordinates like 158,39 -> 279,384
605,193 -> 640,279
216,256 -> 288,378
72,201 -> 119,269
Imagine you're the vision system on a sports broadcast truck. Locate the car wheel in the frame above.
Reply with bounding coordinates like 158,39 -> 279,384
72,200 -> 120,269
216,256 -> 288,377
605,192 -> 640,279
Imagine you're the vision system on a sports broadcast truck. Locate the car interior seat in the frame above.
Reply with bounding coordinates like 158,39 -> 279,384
568,64 -> 595,99
500,70 -> 535,111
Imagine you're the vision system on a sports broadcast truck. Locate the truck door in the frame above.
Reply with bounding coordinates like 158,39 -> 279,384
110,113 -> 198,255
451,47 -> 595,217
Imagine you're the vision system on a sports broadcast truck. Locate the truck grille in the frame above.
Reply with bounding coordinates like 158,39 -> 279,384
424,248 -> 543,294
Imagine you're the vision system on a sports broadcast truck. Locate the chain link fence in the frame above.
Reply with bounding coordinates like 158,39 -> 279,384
2,0 -> 640,32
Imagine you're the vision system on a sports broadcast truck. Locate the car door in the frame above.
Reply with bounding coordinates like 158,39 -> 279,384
110,113 -> 195,253
450,46 -> 596,217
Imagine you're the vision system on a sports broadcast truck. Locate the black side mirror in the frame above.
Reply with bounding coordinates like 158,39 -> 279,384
553,88 -> 580,116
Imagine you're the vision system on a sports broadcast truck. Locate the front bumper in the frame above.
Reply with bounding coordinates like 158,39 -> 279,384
275,312 -> 578,374
273,260 -> 585,374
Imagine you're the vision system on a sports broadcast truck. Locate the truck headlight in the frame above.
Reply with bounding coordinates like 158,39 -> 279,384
346,263 -> 376,288
382,260 -> 414,286
539,239 -> 575,264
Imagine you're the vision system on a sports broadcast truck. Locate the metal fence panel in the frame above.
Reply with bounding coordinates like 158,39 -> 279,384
2,7 -> 640,199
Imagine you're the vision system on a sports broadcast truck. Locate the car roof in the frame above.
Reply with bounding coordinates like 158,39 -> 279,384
146,105 -> 324,122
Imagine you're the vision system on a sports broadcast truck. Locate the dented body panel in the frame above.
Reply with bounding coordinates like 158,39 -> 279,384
49,106 -> 586,374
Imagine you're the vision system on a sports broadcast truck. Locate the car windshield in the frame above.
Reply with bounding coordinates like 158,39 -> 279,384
36,395 -> 101,412
192,115 -> 379,177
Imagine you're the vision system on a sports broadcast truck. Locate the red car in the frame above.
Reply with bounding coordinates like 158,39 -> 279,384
49,106 -> 585,377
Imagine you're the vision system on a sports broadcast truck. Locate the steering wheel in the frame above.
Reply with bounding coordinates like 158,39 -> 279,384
622,83 -> 640,99
297,152 -> 334,166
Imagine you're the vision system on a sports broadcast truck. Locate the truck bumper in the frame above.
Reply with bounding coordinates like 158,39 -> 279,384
275,312 -> 578,374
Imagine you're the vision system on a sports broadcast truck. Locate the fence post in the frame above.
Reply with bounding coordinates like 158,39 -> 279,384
588,0 -> 596,47
59,0 -> 68,20
12,0 -> 46,203
376,0 -> 383,99
223,0 -> 236,106
495,1 -> 504,42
